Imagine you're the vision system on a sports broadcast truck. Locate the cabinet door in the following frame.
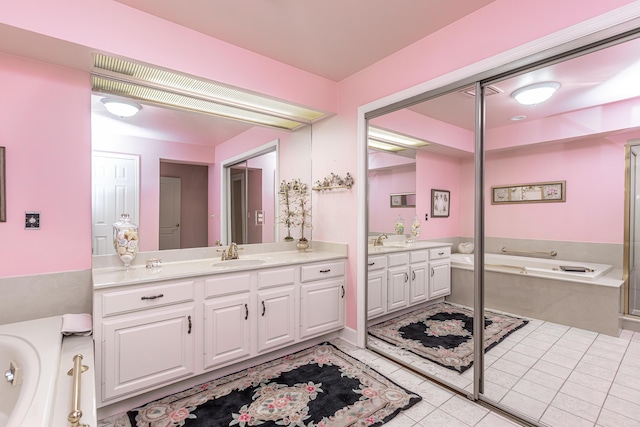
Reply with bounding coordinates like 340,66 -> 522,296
300,279 -> 345,339
203,293 -> 251,370
387,265 -> 409,312
410,262 -> 428,304
101,305 -> 195,401
429,259 -> 451,299
367,269 -> 386,319
257,286 -> 296,353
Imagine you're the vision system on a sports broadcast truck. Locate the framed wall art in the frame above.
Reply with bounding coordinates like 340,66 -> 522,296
390,192 -> 416,208
491,180 -> 566,204
431,189 -> 450,217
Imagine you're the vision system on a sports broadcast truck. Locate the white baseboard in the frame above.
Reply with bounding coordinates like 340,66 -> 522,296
338,326 -> 358,347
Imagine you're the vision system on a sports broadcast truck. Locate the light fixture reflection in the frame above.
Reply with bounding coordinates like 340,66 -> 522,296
511,82 -> 560,105
101,98 -> 142,117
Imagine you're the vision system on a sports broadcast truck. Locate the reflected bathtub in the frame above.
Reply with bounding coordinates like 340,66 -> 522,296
0,317 -> 62,427
448,252 -> 623,335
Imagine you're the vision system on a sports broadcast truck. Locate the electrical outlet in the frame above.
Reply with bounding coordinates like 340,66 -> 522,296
25,211 -> 40,229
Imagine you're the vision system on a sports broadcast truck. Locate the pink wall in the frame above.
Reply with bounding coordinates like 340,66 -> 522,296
0,53 -> 91,277
368,166 -> 416,233
247,152 -> 276,243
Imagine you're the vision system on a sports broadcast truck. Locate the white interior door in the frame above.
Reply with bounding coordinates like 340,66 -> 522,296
92,152 -> 139,255
159,176 -> 181,250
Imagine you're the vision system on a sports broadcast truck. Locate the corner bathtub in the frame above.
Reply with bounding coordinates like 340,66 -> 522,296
0,317 -> 62,427
448,253 -> 624,336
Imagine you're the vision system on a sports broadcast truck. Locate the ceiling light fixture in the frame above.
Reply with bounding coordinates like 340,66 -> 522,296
510,115 -> 527,121
511,82 -> 560,105
368,127 -> 430,148
91,53 -> 326,130
101,98 -> 142,117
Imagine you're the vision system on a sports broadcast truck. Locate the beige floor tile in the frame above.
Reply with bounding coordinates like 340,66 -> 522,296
603,395 -> 640,422
574,360 -> 617,382
440,395 -> 489,425
540,351 -> 580,370
492,358 -> 530,377
475,412 -> 522,427
418,409 -> 470,427
566,370 -> 612,393
401,399 -> 437,423
559,380 -> 607,406
532,359 -> 572,380
550,392 -> 601,422
500,390 -> 548,421
540,405 -> 595,427
597,408 -> 640,427
521,368 -> 566,391
511,342 -> 547,359
512,378 -> 557,404
385,412 -> 420,427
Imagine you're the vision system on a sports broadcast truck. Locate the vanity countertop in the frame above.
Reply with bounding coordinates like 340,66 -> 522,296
93,247 -> 347,289
367,240 -> 452,254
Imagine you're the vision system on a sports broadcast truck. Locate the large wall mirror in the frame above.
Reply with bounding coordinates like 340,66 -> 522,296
365,32 -> 640,421
91,91 -> 313,255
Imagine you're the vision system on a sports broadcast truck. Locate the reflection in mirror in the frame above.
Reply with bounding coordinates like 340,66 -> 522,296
366,89 -> 475,394
91,94 -> 313,254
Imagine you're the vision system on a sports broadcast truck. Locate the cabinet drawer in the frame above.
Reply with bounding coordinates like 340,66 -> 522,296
367,255 -> 387,271
301,261 -> 345,282
101,280 -> 195,317
205,272 -> 252,298
387,252 -> 410,267
429,247 -> 451,260
257,267 -> 295,289
410,250 -> 428,264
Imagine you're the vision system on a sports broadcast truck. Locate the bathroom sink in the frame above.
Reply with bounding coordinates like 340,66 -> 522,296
211,258 -> 266,269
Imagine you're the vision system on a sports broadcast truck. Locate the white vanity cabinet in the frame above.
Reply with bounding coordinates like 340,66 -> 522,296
428,247 -> 451,299
367,244 -> 451,320
203,272 -> 252,369
367,255 -> 387,318
96,279 -> 197,402
257,267 -> 297,353
94,253 -> 347,407
299,261 -> 346,339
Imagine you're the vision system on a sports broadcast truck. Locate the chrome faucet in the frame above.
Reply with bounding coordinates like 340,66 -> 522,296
373,233 -> 388,247
221,242 -> 240,260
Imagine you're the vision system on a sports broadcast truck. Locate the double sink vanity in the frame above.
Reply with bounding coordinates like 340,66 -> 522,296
91,242 -> 347,407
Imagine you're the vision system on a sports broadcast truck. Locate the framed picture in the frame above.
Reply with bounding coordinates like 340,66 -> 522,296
491,180 -> 566,204
390,192 -> 416,208
431,189 -> 450,217
0,147 -> 5,222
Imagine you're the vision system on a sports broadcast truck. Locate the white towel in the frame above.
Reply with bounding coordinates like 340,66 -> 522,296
61,313 -> 93,336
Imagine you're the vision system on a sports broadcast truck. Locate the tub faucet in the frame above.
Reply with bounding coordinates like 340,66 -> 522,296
221,242 -> 240,260
373,233 -> 388,247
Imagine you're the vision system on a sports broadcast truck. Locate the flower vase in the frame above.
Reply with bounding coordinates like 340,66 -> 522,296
113,213 -> 139,268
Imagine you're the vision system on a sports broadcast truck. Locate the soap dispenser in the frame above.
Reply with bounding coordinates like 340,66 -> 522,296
395,215 -> 405,235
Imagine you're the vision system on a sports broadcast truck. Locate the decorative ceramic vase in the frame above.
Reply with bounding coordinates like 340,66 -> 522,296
113,213 -> 139,268
297,238 -> 309,251
411,216 -> 420,239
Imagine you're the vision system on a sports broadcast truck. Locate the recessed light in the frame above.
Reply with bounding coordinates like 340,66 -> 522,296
510,115 -> 527,121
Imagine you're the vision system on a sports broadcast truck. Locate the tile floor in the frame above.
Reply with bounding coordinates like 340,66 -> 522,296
365,315 -> 640,427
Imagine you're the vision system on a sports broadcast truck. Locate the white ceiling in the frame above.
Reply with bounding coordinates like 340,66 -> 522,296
114,0 -> 497,82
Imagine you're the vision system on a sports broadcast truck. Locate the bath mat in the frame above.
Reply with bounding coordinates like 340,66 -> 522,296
368,303 -> 529,373
98,342 -> 421,427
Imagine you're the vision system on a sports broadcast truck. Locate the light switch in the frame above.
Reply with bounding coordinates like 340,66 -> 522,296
255,210 -> 264,225
25,211 -> 40,229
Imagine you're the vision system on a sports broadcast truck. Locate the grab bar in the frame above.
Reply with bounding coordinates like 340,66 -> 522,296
501,247 -> 557,257
67,354 -> 89,427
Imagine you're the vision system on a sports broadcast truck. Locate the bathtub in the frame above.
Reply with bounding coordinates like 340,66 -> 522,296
0,317 -> 62,427
448,252 -> 624,335
451,253 -> 613,282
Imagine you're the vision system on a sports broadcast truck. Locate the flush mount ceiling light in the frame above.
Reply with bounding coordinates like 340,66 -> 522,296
101,98 -> 142,117
511,82 -> 560,105
91,53 -> 326,130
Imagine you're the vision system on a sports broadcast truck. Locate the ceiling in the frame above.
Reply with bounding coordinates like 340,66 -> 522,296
114,0 -> 497,82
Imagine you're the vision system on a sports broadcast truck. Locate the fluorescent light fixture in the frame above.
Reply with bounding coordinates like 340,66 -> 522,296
511,82 -> 560,105
368,139 -> 406,152
101,98 -> 142,117
368,126 -> 430,148
91,53 -> 326,130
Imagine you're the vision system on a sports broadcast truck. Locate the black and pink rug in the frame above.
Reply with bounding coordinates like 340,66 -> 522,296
368,303 -> 529,373
99,342 -> 421,427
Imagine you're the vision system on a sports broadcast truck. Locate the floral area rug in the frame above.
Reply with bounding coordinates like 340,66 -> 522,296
99,342 -> 421,427
368,303 -> 529,373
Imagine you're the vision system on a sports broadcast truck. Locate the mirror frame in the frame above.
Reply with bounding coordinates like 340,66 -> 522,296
220,139 -> 279,245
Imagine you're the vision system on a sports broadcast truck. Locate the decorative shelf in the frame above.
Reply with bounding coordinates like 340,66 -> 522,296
313,173 -> 354,192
